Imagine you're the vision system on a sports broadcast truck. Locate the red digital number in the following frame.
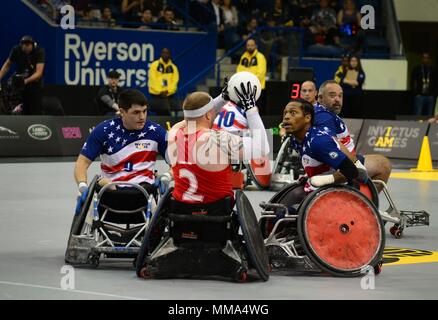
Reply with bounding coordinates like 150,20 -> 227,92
290,83 -> 301,99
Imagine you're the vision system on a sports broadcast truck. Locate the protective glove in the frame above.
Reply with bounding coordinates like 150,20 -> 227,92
233,81 -> 257,111
309,174 -> 335,188
157,172 -> 172,194
355,159 -> 369,183
75,185 -> 89,215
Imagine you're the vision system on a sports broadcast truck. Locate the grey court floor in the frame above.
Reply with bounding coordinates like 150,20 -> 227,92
0,160 -> 437,300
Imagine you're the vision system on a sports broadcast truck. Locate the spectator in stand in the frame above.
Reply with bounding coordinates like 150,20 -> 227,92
100,6 -> 116,28
334,53 -> 350,83
155,7 -> 179,31
337,0 -> 364,53
209,0 -> 225,47
307,0 -> 342,57
40,0 -> 71,21
339,54 -> 365,118
138,8 -> 154,29
288,0 -> 319,24
121,0 -> 144,27
266,0 -> 291,26
234,0 -> 257,26
259,15 -> 280,69
310,0 -> 338,40
78,5 -> 100,26
239,17 -> 258,42
412,52 -> 438,116
237,39 -> 267,112
144,0 -> 163,17
148,48 -> 179,116
222,0 -> 239,50
96,70 -> 123,116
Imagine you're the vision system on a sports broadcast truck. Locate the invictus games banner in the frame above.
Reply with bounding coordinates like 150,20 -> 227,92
427,124 -> 438,161
356,120 -> 428,159
343,118 -> 364,145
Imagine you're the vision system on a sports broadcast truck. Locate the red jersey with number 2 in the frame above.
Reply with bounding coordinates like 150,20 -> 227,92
172,129 -> 234,204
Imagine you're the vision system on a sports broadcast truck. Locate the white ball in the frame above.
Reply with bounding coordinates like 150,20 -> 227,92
227,71 -> 261,103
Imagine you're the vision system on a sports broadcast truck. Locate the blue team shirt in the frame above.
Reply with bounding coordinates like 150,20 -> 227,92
81,117 -> 167,184
291,127 -> 346,191
314,102 -> 355,153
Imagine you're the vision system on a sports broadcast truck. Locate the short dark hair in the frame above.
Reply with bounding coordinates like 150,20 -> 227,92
290,98 -> 314,126
118,89 -> 148,111
108,70 -> 121,79
20,35 -> 34,45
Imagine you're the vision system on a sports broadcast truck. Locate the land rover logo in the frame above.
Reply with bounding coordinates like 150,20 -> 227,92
28,124 -> 52,140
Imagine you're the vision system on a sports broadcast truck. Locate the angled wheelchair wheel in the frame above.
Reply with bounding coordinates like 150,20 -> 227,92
272,136 -> 290,175
70,175 -> 99,236
297,185 -> 385,277
259,181 -> 306,238
246,157 -> 272,190
269,180 -> 306,205
235,190 -> 270,281
359,179 -> 379,209
136,187 -> 173,278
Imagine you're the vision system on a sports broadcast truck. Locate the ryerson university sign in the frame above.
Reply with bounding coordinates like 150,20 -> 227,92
64,34 -> 154,87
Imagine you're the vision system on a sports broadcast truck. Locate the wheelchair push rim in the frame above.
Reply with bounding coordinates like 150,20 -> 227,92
71,175 -> 99,236
259,181 -> 305,238
135,187 -> 173,278
298,185 -> 385,277
236,190 -> 270,281
359,179 -> 379,208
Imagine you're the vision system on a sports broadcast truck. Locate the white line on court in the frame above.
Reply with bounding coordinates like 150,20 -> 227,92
0,281 -> 146,300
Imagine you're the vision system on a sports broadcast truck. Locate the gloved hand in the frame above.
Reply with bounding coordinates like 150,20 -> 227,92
309,174 -> 335,188
355,159 -> 369,183
233,81 -> 257,111
75,184 -> 89,215
220,76 -> 230,101
157,172 -> 172,194
78,182 -> 88,194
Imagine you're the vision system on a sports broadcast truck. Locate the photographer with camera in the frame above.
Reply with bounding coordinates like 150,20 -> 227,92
0,35 -> 45,115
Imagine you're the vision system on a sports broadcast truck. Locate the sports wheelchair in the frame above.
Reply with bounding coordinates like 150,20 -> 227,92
371,180 -> 429,238
259,179 -> 385,277
269,135 -> 304,191
65,175 -> 168,268
269,136 -> 429,237
231,157 -> 272,190
135,189 -> 270,282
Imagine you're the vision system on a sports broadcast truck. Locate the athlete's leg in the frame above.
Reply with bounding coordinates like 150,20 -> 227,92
364,154 -> 392,192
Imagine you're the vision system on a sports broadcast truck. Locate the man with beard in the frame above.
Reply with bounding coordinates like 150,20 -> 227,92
314,80 -> 392,191
280,98 -> 367,203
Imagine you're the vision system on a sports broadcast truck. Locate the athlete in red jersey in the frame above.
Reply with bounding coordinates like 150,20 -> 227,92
167,82 -> 269,204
